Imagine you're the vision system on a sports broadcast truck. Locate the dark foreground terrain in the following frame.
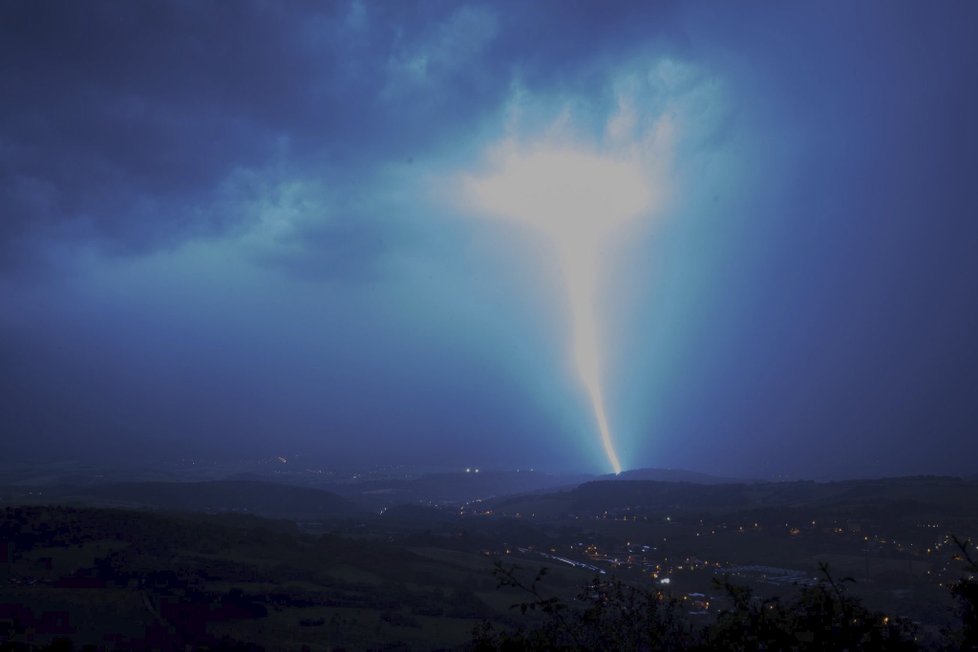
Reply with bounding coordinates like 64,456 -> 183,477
1,472 -> 976,650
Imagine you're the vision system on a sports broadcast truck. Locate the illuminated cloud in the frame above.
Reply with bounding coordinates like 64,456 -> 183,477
467,144 -> 655,472
2,2 -> 974,477
458,64 -> 692,472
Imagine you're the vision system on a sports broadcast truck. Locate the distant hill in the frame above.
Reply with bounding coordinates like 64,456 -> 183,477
380,504 -> 459,526
34,480 -> 365,520
608,468 -> 755,484
326,470 -> 594,508
487,475 -> 978,519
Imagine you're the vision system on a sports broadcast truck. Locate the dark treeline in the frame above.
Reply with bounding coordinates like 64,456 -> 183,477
472,542 -> 978,652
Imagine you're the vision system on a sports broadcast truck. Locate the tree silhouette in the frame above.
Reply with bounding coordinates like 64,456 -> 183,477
472,561 -> 921,651
950,536 -> 978,651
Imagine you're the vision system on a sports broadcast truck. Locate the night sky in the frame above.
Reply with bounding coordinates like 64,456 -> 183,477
2,1 -> 976,478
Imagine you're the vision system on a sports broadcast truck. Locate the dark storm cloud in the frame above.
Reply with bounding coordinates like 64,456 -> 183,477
0,1 -> 467,271
1,2 -> 305,251
255,209 -> 404,283
0,0 -> 691,275
2,0 -> 977,476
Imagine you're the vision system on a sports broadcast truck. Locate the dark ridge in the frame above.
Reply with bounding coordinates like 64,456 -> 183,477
19,480 -> 366,519
609,467 -> 758,484
486,476 -> 978,518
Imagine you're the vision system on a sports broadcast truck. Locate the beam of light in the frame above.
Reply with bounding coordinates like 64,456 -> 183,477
465,144 -> 653,474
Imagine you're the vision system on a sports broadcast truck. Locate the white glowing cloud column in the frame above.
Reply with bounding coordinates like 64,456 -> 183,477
466,146 -> 652,474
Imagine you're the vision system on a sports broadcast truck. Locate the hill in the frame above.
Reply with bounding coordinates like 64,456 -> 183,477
608,468 -> 755,484
487,475 -> 978,519
322,470 -> 593,508
1,480 -> 365,520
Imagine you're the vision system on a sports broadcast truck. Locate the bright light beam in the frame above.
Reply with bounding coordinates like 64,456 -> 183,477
466,145 -> 652,474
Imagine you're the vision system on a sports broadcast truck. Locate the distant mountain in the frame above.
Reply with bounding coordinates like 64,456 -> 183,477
379,504 -> 458,526
486,475 -> 978,519
41,480 -> 365,520
608,468 -> 756,484
325,470 -> 595,508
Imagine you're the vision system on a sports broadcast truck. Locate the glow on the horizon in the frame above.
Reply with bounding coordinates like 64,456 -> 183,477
465,145 -> 653,474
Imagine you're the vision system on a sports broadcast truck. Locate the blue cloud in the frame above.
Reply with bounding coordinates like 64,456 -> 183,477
1,1 -> 976,476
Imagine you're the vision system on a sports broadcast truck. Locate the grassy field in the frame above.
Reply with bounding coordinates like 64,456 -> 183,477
0,504 -> 600,649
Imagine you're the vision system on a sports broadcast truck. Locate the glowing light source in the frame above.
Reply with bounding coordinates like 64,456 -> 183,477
465,143 -> 653,473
